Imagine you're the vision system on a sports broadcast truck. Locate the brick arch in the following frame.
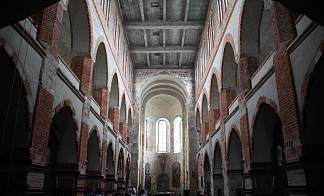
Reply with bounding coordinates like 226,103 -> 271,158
225,125 -> 241,161
300,41 -> 324,113
220,38 -> 239,95
53,100 -> 79,131
224,34 -> 238,62
0,41 -> 33,114
251,96 -> 278,129
89,126 -> 101,149
92,36 -> 108,61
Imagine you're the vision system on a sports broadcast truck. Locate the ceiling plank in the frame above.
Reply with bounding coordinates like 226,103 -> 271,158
125,21 -> 204,30
139,0 -> 150,66
163,0 -> 167,67
131,46 -> 196,54
179,0 -> 191,67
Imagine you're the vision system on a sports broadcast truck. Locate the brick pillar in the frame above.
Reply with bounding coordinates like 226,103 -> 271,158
30,86 -> 54,165
238,56 -> 258,94
204,121 -> 210,138
220,88 -> 237,122
37,3 -> 64,57
79,121 -> 89,174
109,107 -> 120,133
200,124 -> 206,144
272,2 -> 301,162
272,2 -> 297,47
209,109 -> 220,131
240,111 -> 251,172
101,140 -> 108,176
71,55 -> 93,95
93,87 -> 109,119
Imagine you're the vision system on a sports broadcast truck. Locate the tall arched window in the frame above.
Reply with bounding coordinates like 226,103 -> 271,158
174,116 -> 182,153
157,119 -> 168,153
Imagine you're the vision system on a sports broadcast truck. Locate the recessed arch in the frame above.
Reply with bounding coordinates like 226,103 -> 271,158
117,148 -> 125,179
213,143 -> 224,196
203,153 -> 211,194
127,109 -> 132,131
251,103 -> 287,194
302,54 -> 324,195
46,105 -> 78,192
240,0 -> 274,63
106,142 -> 115,176
210,74 -> 220,109
227,130 -> 243,196
196,108 -> 201,131
109,74 -> 119,107
58,0 -> 91,64
0,47 -> 31,193
221,42 -> 238,95
92,42 -> 108,102
120,94 -> 126,123
202,94 -> 209,123
87,129 -> 101,176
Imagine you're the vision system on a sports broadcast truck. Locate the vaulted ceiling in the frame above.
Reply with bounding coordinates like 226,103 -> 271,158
119,0 -> 210,69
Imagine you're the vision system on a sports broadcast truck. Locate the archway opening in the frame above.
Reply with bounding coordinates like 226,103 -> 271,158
47,106 -> 78,193
117,149 -> 124,179
228,131 -> 243,196
213,144 -> 224,196
210,74 -> 220,130
86,130 -> 101,176
303,54 -> 324,195
58,0 -> 90,65
202,94 -> 209,139
92,43 -> 108,106
222,43 -> 238,105
119,95 -> 127,140
203,154 -> 211,195
251,103 -> 286,195
0,48 -> 30,193
241,0 -> 274,71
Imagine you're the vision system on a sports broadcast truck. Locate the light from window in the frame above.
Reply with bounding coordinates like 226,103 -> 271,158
157,119 -> 167,152
174,116 -> 182,153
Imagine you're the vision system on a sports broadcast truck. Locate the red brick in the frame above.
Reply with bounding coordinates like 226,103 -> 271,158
238,56 -> 258,93
71,55 -> 93,95
93,87 -> 109,119
37,3 -> 63,57
30,86 -> 54,166
79,122 -> 89,173
220,88 -> 236,122
209,108 -> 220,131
273,45 -> 302,161
109,107 -> 120,133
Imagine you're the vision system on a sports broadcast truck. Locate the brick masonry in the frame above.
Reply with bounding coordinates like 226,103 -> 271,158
30,86 -> 54,166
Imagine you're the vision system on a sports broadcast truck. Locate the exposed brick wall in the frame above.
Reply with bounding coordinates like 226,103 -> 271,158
37,3 -> 63,57
30,86 -> 54,166
240,113 -> 251,171
200,124 -> 206,144
220,88 -> 237,122
71,55 -> 93,95
273,45 -> 302,161
101,140 -> 108,175
119,123 -> 128,142
204,121 -> 210,138
93,87 -> 109,119
272,3 -> 301,162
272,2 -> 297,47
238,56 -> 258,93
209,109 -> 220,132
79,122 -> 89,174
109,107 -> 120,133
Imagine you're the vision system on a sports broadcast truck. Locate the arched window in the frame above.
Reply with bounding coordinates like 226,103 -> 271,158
157,119 -> 168,153
174,116 -> 182,153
